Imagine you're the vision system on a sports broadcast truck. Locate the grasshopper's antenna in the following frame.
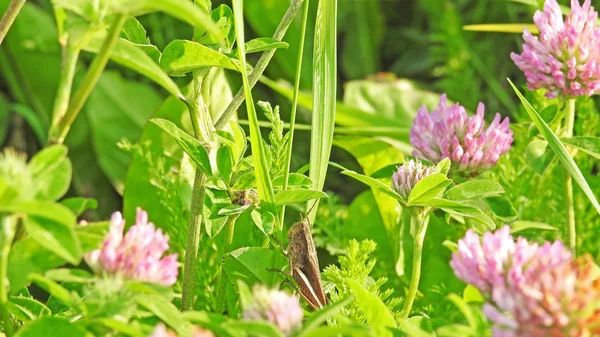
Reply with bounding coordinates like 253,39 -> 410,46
303,200 -> 319,225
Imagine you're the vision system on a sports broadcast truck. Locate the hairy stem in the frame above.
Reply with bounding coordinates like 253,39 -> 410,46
564,98 -> 576,252
0,0 -> 26,46
280,0 -> 310,225
48,46 -> 80,145
181,68 -> 214,311
49,14 -> 127,144
401,212 -> 429,320
0,216 -> 17,337
213,0 -> 305,130
181,170 -> 207,311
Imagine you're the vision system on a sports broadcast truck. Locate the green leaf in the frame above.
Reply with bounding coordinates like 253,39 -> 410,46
224,321 -> 284,337
231,0 -> 275,205
112,0 -> 221,40
485,196 -> 518,222
308,0 -> 337,223
238,37 -> 288,54
407,174 -> 451,206
217,145 -> 233,185
197,4 -> 236,49
28,274 -> 78,309
347,279 -> 396,337
23,215 -> 82,265
273,173 -> 312,189
250,209 -> 275,235
121,17 -> 151,44
76,221 -> 109,252
223,247 -> 286,288
91,318 -> 146,337
274,189 -> 328,206
561,136 -> 600,160
0,200 -> 75,227
427,199 -> 482,214
151,118 -> 212,175
60,197 -> 98,216
509,79 -> 600,215
160,40 -> 239,76
7,297 -> 51,322
445,180 -> 504,201
298,297 -> 352,337
83,37 -> 182,98
28,144 -> 72,201
341,170 -> 403,201
14,317 -> 92,337
510,221 -> 557,234
136,294 -> 189,336
525,140 -> 555,174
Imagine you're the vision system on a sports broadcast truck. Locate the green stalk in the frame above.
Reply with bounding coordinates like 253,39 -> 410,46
181,69 -> 215,311
213,0 -> 305,131
181,171 -> 207,311
0,0 -> 26,46
48,46 -> 80,145
400,212 -> 429,320
49,14 -> 127,144
563,98 -> 576,252
280,0 -> 310,225
0,216 -> 17,337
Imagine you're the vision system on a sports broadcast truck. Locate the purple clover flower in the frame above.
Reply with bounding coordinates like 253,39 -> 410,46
511,0 -> 600,98
243,285 -> 304,335
84,208 -> 179,286
451,226 -> 600,336
410,94 -> 513,175
391,159 -> 435,200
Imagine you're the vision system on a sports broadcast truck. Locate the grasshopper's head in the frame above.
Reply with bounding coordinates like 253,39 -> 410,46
287,219 -> 310,242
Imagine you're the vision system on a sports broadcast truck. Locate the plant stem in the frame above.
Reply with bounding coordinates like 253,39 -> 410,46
49,14 -> 127,144
181,170 -> 207,311
563,98 -> 576,252
401,212 -> 429,320
48,46 -> 80,145
0,0 -> 26,46
0,216 -> 17,337
280,0 -> 310,226
213,0 -> 305,131
181,68 -> 214,311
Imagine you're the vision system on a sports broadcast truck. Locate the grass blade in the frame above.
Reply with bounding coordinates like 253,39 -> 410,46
231,0 -> 276,208
508,79 -> 600,215
308,0 -> 337,223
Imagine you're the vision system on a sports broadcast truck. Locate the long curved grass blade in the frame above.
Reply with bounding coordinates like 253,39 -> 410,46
308,0 -> 337,223
231,1 -> 276,209
508,79 -> 600,215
